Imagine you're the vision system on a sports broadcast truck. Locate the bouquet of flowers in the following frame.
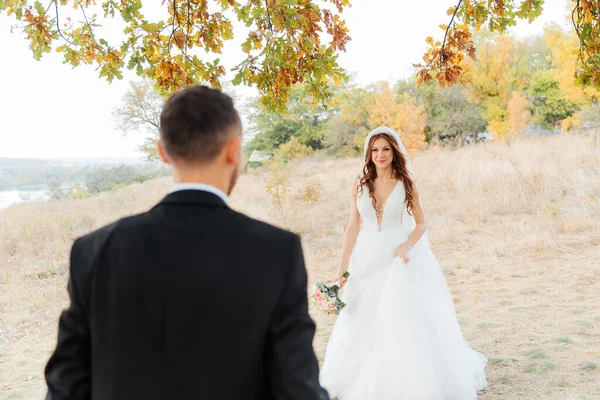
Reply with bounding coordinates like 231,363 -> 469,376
312,271 -> 350,316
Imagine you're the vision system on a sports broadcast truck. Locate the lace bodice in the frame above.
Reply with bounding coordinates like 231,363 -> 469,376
356,180 -> 406,232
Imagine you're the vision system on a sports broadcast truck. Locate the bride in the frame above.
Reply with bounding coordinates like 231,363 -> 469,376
319,127 -> 488,399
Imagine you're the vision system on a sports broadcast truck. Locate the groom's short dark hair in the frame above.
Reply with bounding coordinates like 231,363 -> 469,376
160,85 -> 241,163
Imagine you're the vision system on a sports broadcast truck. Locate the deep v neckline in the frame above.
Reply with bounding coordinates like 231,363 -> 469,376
373,180 -> 400,231
375,180 -> 400,209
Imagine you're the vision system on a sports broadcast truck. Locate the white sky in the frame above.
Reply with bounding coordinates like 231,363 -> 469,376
0,1 -> 571,160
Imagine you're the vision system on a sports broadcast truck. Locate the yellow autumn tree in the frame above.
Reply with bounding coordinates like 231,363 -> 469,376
466,32 -> 517,137
364,82 -> 427,155
506,91 -> 530,136
543,24 -> 600,104
417,0 -> 600,92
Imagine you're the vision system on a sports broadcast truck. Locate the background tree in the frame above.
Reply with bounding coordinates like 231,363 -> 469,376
466,32 -> 516,137
47,178 -> 67,200
572,102 -> 600,129
543,23 -> 600,104
84,163 -> 169,193
363,82 -> 427,154
113,80 -> 164,162
416,0 -> 600,91
506,91 -> 530,136
247,84 -> 332,153
322,81 -> 427,156
411,80 -> 487,142
1,0 -> 351,111
514,35 -> 553,79
85,165 -> 136,194
321,83 -> 371,157
528,70 -> 578,128
323,114 -> 367,157
114,79 -> 244,162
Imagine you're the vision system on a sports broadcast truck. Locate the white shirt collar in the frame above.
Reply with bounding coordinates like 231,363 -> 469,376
168,183 -> 228,204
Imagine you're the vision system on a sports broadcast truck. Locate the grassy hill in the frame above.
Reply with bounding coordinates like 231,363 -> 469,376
1,132 -> 599,399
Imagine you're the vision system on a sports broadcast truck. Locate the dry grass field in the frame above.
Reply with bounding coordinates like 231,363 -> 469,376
1,132 -> 599,399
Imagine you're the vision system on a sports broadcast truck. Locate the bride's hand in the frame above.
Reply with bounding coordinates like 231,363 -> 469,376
395,243 -> 411,264
333,271 -> 349,288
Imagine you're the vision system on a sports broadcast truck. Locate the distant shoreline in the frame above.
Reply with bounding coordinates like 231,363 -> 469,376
0,185 -> 50,192
0,189 -> 50,210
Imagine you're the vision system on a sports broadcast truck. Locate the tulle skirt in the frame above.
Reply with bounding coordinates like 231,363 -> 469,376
319,228 -> 487,400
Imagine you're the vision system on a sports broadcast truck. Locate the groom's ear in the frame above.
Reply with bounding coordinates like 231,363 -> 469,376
224,135 -> 242,166
157,139 -> 171,165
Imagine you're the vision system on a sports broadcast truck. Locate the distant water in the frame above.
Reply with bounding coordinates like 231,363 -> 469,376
0,190 -> 50,211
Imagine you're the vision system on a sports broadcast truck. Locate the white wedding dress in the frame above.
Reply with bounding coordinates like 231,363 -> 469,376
319,180 -> 488,400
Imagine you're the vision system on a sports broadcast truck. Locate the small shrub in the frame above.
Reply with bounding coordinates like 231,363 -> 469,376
297,181 -> 322,204
274,137 -> 313,163
580,362 -> 598,372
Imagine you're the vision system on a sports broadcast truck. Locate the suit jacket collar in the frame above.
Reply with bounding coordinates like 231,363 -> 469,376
168,182 -> 228,204
154,189 -> 229,209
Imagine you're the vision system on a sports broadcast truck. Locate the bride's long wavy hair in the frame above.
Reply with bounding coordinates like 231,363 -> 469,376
357,133 -> 416,216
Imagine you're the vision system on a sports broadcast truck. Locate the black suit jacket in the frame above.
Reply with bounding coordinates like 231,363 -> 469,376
45,190 -> 329,400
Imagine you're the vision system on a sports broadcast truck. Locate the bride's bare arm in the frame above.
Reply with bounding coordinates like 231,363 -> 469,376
334,181 -> 361,284
396,183 -> 426,262
407,184 -> 427,246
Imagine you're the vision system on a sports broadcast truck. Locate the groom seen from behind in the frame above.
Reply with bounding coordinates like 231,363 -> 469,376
45,85 -> 329,400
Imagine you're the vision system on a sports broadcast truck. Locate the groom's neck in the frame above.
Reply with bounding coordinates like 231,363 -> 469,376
171,164 -> 230,194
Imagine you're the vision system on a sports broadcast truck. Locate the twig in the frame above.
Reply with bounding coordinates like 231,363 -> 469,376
264,0 -> 273,33
156,23 -> 172,36
572,4 -> 586,68
571,0 -> 600,72
10,0 -> 54,33
169,1 -> 205,81
439,0 -> 463,66
42,0 -> 54,17
185,0 -> 191,74
74,0 -> 95,36
54,0 -> 76,46
166,23 -> 177,53
166,0 -> 180,55
73,0 -> 105,54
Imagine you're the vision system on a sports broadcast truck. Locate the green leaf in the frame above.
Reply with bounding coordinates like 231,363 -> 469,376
34,1 -> 45,15
241,40 -> 251,53
232,70 -> 244,86
314,67 -> 322,81
304,39 -> 314,52
284,8 -> 298,18
222,26 -> 234,40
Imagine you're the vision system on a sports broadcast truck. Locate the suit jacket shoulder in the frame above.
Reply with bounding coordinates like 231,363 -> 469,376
76,210 -> 156,251
229,210 -> 300,245
70,212 -> 149,308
